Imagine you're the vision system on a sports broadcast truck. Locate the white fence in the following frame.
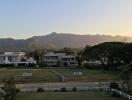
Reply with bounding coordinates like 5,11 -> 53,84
112,89 -> 132,100
106,88 -> 132,100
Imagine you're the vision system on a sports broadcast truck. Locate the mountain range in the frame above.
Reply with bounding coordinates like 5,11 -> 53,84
0,32 -> 132,51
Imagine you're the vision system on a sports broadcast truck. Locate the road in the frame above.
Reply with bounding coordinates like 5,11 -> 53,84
0,80 -> 123,92
16,82 -> 111,92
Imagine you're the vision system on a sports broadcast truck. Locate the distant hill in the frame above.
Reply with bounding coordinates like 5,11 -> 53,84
0,32 -> 132,51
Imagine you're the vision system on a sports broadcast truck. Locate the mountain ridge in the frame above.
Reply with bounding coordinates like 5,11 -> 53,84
0,32 -> 131,51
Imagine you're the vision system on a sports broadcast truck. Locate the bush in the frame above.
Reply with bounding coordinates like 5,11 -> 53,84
37,88 -> 44,92
54,90 -> 58,92
109,82 -> 120,97
83,63 -> 102,69
38,62 -> 46,67
0,64 -> 14,67
112,91 -> 120,97
109,82 -> 120,90
2,77 -> 17,100
16,88 -> 20,93
72,87 -> 77,92
60,87 -> 67,92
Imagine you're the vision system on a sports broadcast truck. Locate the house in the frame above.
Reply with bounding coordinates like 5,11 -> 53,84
61,55 -> 77,66
43,52 -> 78,66
43,52 -> 58,66
0,52 -> 36,66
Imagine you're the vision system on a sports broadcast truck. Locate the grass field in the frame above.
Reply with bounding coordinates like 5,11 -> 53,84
0,68 -> 121,83
54,69 -> 120,82
0,69 -> 60,83
16,92 -> 123,100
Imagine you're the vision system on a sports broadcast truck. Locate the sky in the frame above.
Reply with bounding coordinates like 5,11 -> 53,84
0,0 -> 132,39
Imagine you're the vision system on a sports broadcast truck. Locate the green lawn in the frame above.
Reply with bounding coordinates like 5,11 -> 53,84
16,92 -> 123,100
0,68 -> 121,83
0,69 -> 60,83
54,69 -> 120,82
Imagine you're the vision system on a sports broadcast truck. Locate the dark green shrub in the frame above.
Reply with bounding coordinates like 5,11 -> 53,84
60,87 -> 67,92
72,87 -> 77,92
109,82 -> 120,97
54,90 -> 58,92
109,82 -> 120,90
37,88 -> 44,92
16,88 -> 20,93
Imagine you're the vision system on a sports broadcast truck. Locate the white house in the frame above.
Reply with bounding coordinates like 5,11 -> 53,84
43,52 -> 78,66
43,52 -> 59,66
61,55 -> 77,66
0,52 -> 36,66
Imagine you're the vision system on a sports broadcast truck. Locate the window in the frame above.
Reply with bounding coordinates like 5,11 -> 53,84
8,56 -> 12,61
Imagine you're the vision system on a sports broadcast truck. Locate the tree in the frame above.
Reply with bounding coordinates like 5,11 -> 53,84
82,42 -> 132,70
120,64 -> 131,91
26,49 -> 46,63
0,88 -> 5,100
82,45 -> 90,60
76,51 -> 83,66
2,77 -> 17,100
123,43 -> 132,64
58,47 -> 76,55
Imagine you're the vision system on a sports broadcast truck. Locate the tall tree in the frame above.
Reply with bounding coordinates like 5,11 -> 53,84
26,49 -> 46,62
2,77 -> 17,100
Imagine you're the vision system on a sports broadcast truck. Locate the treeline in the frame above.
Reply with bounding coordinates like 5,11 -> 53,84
23,42 -> 132,70
25,47 -> 77,63
80,42 -> 132,70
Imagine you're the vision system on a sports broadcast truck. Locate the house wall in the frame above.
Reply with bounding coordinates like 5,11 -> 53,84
0,56 -> 5,64
44,56 -> 58,66
43,52 -> 78,66
0,52 -> 36,66
62,56 -> 77,66
8,56 -> 18,62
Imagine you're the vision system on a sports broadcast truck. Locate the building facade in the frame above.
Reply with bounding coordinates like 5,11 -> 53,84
0,52 -> 36,66
43,52 -> 78,66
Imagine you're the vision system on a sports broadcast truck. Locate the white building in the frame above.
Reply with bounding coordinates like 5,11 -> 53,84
43,52 -> 78,66
0,52 -> 36,66
43,52 -> 59,66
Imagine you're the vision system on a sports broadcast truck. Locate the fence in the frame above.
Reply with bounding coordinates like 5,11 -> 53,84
106,88 -> 132,100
